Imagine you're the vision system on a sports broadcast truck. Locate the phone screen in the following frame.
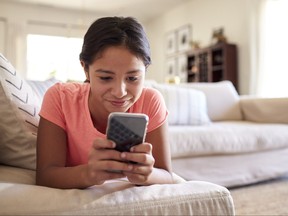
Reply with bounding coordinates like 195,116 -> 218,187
106,113 -> 149,152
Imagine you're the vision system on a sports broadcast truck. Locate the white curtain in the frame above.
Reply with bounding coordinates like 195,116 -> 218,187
257,0 -> 288,97
0,18 -> 6,55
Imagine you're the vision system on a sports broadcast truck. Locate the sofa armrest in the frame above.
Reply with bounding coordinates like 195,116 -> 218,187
240,96 -> 288,123
0,165 -> 235,215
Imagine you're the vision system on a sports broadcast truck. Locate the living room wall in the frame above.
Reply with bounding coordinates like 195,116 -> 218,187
145,0 -> 261,95
0,0 -> 261,95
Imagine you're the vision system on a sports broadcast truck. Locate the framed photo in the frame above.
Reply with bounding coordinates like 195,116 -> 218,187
165,58 -> 177,77
177,25 -> 191,52
177,54 -> 188,82
165,31 -> 177,55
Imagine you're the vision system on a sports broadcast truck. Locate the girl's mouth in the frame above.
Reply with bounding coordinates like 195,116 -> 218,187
110,100 -> 128,107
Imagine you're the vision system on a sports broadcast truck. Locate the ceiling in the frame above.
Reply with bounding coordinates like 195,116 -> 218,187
4,0 -> 191,21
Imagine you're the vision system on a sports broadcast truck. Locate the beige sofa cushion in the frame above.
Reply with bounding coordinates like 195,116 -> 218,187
179,81 -> 242,121
0,53 -> 58,170
0,53 -> 39,170
240,97 -> 288,124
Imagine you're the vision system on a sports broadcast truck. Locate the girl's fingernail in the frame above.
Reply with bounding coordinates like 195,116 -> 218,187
130,147 -> 134,152
121,152 -> 126,158
128,164 -> 133,170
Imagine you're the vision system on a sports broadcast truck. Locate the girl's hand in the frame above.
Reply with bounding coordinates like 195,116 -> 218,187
121,143 -> 155,185
85,138 -> 133,185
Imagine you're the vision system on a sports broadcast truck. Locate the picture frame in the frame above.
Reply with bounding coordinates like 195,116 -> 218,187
177,25 -> 191,52
177,54 -> 188,82
165,57 -> 177,77
165,31 -> 177,55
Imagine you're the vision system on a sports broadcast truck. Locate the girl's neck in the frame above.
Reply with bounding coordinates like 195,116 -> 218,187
88,93 -> 108,134
91,113 -> 107,134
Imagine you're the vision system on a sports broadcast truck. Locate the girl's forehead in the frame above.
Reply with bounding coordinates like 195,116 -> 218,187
92,47 -> 144,65
96,45 -> 142,58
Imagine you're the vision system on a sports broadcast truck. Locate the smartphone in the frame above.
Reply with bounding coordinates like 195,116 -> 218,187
106,112 -> 149,152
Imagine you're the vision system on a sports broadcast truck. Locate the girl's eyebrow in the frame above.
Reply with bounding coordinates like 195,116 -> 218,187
95,69 -> 142,74
95,69 -> 114,74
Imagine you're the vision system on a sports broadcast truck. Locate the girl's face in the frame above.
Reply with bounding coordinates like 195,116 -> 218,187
85,46 -> 146,117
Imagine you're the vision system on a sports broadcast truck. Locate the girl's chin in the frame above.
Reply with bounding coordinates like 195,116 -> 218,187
107,106 -> 130,113
106,101 -> 133,113
111,107 -> 126,112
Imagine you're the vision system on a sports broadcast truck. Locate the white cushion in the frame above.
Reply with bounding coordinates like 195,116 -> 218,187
178,81 -> 242,121
0,53 -> 39,170
26,78 -> 59,105
169,121 -> 288,158
0,166 -> 234,215
172,147 -> 288,187
152,83 -> 211,125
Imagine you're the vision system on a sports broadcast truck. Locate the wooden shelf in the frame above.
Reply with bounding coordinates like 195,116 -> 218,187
186,43 -> 238,90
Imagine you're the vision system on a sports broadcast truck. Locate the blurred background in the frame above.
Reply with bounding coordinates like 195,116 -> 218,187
0,0 -> 287,97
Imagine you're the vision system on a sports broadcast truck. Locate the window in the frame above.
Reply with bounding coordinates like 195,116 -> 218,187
27,34 -> 85,82
257,0 -> 288,97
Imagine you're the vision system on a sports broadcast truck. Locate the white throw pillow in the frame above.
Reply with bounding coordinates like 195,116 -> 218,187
0,53 -> 40,170
178,81 -> 242,121
153,83 -> 211,125
27,77 -> 59,105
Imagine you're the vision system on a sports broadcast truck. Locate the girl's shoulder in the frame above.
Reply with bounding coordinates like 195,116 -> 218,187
131,87 -> 165,113
48,82 -> 89,96
142,86 -> 162,97
141,86 -> 165,103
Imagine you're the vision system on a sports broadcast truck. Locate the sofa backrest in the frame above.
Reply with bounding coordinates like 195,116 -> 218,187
178,81 -> 242,121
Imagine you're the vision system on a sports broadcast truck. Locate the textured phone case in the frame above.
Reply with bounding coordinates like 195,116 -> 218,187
107,117 -> 143,152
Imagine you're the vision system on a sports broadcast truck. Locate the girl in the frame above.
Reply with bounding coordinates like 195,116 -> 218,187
36,16 -> 173,189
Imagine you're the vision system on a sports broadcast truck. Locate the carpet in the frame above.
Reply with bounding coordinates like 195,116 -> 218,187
230,175 -> 288,215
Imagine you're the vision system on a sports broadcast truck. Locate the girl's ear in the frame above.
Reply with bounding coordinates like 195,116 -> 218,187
81,61 -> 90,82
84,73 -> 90,83
84,71 -> 90,82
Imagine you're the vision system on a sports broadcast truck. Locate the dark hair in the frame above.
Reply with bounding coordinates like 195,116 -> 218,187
79,16 -> 151,70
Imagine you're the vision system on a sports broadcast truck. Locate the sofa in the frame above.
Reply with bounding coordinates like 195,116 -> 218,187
0,53 -> 235,215
150,80 -> 288,188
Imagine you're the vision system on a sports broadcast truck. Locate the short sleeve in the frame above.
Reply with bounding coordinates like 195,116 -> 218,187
39,83 -> 66,130
140,88 -> 168,132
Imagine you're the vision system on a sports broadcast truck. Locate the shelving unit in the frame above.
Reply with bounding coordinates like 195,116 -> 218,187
187,43 -> 238,89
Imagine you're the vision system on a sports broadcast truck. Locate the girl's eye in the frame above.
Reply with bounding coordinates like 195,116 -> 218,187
99,76 -> 112,81
127,76 -> 138,82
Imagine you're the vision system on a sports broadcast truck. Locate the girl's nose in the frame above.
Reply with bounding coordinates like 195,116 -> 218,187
111,81 -> 127,98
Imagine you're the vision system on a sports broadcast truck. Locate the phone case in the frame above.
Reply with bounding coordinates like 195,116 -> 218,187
106,113 -> 149,152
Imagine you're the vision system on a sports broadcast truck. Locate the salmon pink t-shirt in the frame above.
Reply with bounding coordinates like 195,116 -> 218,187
39,82 -> 168,166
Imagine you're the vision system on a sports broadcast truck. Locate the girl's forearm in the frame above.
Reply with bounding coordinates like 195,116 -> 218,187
36,165 -> 91,189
